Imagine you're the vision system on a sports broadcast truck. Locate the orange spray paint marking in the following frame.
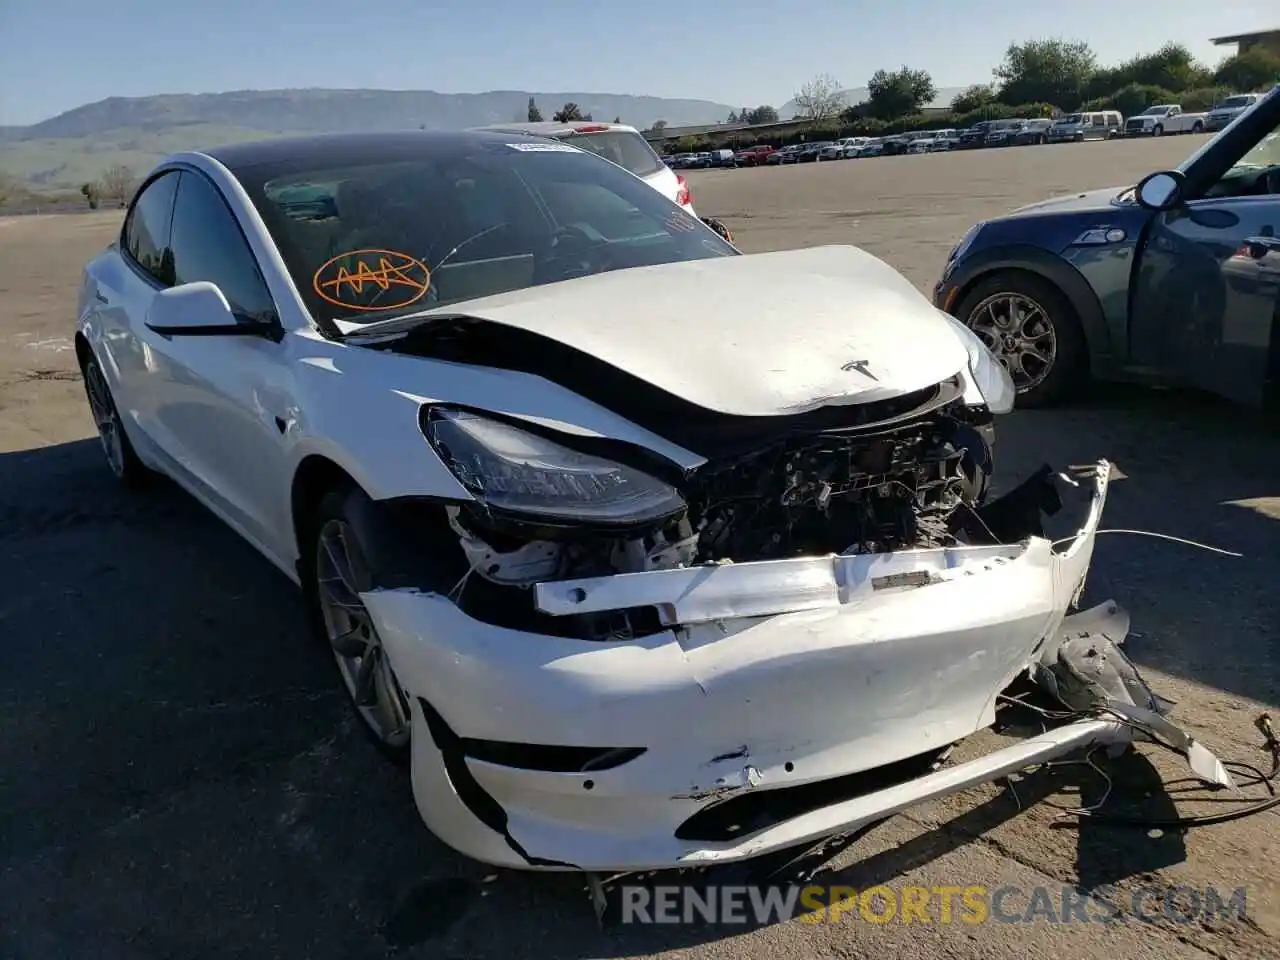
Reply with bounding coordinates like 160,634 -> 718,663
313,249 -> 431,311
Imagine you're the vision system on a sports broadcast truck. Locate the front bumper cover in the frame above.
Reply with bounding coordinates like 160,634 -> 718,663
360,460 -> 1183,872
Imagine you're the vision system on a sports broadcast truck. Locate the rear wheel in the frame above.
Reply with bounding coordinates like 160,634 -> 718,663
956,272 -> 1087,408
81,353 -> 148,487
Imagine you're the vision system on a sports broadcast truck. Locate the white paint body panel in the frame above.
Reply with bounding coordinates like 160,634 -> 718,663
362,464 -> 1116,872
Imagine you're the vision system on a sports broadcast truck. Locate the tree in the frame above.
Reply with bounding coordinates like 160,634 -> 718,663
994,38 -> 1096,110
0,172 -> 14,205
792,73 -> 844,121
80,181 -> 101,210
866,66 -> 937,120
745,105 -> 778,124
101,164 -> 134,207
1086,43 -> 1210,99
527,97 -> 543,122
650,119 -> 668,134
727,110 -> 739,122
1212,47 -> 1280,92
613,116 -> 621,123
951,83 -> 996,114
552,103 -> 585,122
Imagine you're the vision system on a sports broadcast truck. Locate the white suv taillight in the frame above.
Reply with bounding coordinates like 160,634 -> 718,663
675,174 -> 692,206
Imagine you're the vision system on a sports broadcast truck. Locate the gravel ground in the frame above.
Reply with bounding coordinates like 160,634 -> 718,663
2,134 -> 1278,960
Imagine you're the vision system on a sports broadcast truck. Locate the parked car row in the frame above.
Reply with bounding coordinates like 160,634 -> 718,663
660,96 -> 1264,172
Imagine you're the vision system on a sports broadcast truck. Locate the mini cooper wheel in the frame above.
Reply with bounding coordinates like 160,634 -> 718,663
308,488 -> 413,761
81,353 -> 148,486
956,272 -> 1087,408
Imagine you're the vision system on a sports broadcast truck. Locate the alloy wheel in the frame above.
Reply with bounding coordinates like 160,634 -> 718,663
84,360 -> 126,478
966,292 -> 1059,392
315,518 -> 411,748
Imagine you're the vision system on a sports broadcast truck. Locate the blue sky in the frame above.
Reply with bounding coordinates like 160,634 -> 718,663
0,0 -> 1275,125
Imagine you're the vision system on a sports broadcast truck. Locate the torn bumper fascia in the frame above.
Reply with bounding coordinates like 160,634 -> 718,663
362,460 -> 1130,873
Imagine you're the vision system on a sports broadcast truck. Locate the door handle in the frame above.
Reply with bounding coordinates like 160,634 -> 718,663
1242,237 -> 1280,259
94,291 -> 110,304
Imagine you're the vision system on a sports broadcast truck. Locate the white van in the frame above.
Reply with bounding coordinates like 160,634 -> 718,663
1047,110 -> 1122,143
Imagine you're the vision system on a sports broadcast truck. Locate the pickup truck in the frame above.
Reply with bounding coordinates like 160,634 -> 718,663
1204,93 -> 1263,131
1123,104 -> 1206,137
734,145 -> 776,166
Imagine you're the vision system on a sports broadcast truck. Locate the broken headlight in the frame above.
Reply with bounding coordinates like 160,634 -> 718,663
422,408 -> 686,525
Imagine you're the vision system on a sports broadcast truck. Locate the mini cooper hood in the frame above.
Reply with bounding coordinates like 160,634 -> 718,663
389,245 -> 970,416
1009,186 -> 1126,216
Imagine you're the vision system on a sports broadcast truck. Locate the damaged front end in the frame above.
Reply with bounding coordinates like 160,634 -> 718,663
357,378 -> 1223,873
418,376 -> 1001,640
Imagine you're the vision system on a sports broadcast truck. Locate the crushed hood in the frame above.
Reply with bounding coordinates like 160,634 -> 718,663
376,246 -> 970,417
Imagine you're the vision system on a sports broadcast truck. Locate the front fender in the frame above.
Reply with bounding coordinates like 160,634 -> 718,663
943,243 -> 1113,363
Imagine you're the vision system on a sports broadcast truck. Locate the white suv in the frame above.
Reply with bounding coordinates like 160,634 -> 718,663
471,121 -> 698,217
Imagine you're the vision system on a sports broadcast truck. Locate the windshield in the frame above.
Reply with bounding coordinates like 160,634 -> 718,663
1231,129 -> 1280,171
243,139 -> 737,324
1217,96 -> 1254,110
1059,114 -> 1082,124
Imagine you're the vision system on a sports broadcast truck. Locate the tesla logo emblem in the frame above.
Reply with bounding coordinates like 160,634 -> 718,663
841,359 -> 879,381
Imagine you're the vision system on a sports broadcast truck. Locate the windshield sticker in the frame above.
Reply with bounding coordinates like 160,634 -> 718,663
313,249 -> 431,312
506,141 -> 582,153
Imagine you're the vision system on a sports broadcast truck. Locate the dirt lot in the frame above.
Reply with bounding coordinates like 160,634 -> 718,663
2,136 -> 1279,960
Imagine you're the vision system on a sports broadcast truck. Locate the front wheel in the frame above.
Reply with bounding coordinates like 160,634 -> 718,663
955,272 -> 1087,408
1192,121 -> 1204,134
1153,124 -> 1164,137
305,486 -> 414,761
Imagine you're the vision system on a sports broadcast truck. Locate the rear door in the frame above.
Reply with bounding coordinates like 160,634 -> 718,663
104,170 -> 181,464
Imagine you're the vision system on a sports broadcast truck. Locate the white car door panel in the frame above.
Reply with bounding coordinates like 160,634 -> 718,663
120,167 -> 297,564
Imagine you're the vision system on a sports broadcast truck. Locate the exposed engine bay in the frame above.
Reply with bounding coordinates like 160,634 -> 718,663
442,393 -> 1000,635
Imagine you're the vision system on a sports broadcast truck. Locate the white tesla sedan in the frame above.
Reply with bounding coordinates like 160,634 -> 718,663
77,130 -> 1142,873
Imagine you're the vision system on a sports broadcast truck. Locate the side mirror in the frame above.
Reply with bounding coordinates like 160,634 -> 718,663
145,281 -> 281,341
1135,170 -> 1186,212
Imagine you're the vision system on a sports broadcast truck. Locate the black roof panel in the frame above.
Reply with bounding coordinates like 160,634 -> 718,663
204,130 -> 544,176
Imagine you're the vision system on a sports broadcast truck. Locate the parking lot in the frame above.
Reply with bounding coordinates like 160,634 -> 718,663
2,134 -> 1279,960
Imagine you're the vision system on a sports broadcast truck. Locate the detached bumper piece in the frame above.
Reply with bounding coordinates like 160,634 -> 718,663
363,460 -> 1230,872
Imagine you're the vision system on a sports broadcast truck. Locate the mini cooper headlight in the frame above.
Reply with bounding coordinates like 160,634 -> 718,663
422,408 -> 685,525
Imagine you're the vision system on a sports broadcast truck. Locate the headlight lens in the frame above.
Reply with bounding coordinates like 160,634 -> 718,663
941,313 -> 1016,414
423,408 -> 685,525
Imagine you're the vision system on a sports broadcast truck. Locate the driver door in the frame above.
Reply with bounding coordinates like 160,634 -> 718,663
1128,112 -> 1280,405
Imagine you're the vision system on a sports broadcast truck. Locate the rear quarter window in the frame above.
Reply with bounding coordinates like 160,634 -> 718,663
564,131 -> 664,178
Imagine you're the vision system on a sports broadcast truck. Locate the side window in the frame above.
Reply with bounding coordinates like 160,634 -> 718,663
168,170 -> 276,321
123,171 -> 180,285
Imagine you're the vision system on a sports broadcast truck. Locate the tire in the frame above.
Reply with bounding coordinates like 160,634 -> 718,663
1192,121 -> 1204,133
1153,124 -> 1164,137
1037,134 -> 1046,145
302,484 -> 417,763
1075,133 -> 1084,143
954,271 -> 1087,408
80,352 -> 149,487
